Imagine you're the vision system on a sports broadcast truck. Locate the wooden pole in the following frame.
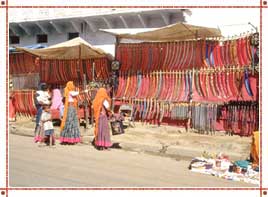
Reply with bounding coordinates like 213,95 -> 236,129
186,31 -> 198,132
78,45 -> 81,84
91,62 -> 95,126
92,62 -> 95,82
112,36 -> 120,111
83,73 -> 89,129
79,46 -> 88,129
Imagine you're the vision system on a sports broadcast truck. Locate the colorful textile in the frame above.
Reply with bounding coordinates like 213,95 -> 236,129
9,96 -> 16,121
234,160 -> 250,169
60,106 -> 81,144
51,89 -> 63,110
92,88 -> 111,138
95,114 -> 112,147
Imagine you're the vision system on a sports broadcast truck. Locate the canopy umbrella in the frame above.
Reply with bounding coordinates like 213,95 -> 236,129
100,22 -> 222,41
16,37 -> 111,60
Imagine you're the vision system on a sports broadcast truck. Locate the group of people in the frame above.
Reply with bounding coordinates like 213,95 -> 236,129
34,81 -> 113,150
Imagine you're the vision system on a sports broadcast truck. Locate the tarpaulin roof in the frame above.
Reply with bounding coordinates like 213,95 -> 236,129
100,22 -> 222,41
16,37 -> 110,60
9,44 -> 47,53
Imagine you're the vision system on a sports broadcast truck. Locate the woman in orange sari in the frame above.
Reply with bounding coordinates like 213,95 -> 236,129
93,86 -> 112,150
60,81 -> 81,144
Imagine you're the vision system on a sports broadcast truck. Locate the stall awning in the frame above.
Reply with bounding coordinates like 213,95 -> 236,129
16,37 -> 110,60
100,22 -> 222,41
9,44 -> 47,53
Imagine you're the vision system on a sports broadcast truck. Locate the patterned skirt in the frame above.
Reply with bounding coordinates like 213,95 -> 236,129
95,114 -> 112,148
60,106 -> 81,144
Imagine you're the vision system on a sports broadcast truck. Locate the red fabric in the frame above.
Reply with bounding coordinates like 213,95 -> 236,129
50,109 -> 60,120
9,97 -> 16,120
192,74 -> 258,102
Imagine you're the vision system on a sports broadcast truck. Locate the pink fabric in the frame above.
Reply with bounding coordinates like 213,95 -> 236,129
95,141 -> 112,147
59,137 -> 81,143
9,98 -> 16,119
68,91 -> 79,102
34,136 -> 42,142
51,89 -> 63,110
50,109 -> 61,119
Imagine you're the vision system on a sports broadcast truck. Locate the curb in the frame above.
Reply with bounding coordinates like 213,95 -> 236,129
9,126 -> 192,160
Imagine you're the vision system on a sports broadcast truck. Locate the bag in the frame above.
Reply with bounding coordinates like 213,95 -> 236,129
110,121 -> 125,135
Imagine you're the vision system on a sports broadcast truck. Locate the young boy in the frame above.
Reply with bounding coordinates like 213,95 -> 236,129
41,105 -> 55,147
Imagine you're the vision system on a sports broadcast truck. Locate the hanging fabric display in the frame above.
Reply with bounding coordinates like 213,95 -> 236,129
12,86 -> 92,118
115,67 -> 257,102
116,35 -> 256,72
191,103 -> 218,134
11,73 -> 40,90
11,90 -> 37,117
39,57 -> 110,84
9,53 -> 38,74
218,101 -> 258,136
114,32 -> 259,136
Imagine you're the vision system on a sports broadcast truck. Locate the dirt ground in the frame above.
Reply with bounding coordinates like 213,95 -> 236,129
9,134 -> 255,187
10,116 -> 252,161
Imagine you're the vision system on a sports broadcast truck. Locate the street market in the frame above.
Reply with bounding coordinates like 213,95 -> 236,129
8,8 -> 260,187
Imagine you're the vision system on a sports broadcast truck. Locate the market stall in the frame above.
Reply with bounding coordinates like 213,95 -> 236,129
10,37 -> 112,125
101,22 -> 259,136
9,44 -> 47,121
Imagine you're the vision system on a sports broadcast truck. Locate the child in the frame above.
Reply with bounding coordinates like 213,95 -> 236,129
41,105 -> 55,147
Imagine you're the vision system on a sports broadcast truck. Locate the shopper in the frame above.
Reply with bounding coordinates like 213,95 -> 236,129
34,83 -> 51,143
60,81 -> 81,144
92,85 -> 113,150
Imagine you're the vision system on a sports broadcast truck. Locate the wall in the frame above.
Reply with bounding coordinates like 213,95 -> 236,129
9,10 -> 186,56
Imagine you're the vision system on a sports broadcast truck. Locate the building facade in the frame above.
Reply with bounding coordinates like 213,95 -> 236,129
9,8 -> 191,54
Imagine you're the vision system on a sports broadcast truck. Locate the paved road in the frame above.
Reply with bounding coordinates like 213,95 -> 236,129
9,134 -> 255,187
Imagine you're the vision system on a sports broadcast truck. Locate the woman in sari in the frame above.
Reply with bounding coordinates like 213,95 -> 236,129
93,86 -> 112,150
60,81 -> 81,144
50,88 -> 64,118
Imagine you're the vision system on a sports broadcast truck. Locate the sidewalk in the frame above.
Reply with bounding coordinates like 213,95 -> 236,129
9,117 -> 252,161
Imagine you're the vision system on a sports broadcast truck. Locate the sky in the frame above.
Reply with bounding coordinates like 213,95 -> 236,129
186,8 -> 260,37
